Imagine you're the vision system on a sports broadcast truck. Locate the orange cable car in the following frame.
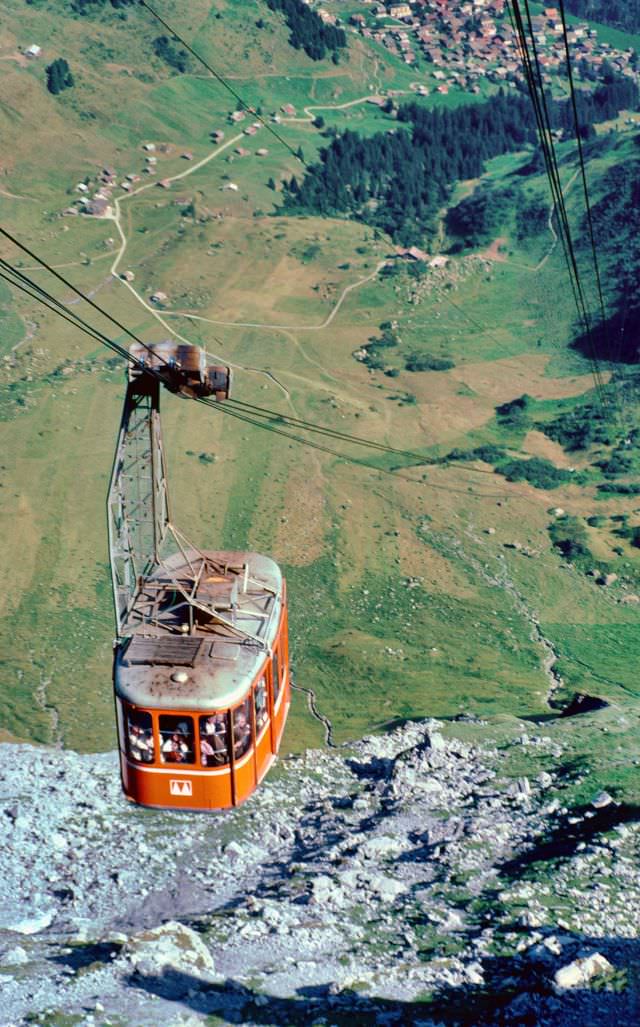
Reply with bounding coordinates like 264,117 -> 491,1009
108,343 -> 290,810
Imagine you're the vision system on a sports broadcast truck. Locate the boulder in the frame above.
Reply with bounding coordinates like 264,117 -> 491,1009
367,875 -> 405,901
124,921 -> 216,981
359,835 -> 409,859
554,952 -> 614,989
591,791 -> 614,810
6,909 -> 55,935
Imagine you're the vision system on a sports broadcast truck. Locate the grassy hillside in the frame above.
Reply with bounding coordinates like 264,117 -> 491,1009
0,0 -> 638,815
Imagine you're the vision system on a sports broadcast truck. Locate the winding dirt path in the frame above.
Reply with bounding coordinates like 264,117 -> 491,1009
164,260 -> 386,333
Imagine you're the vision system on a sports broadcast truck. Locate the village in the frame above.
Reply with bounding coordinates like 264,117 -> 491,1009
58,109 -> 274,226
345,0 -> 638,94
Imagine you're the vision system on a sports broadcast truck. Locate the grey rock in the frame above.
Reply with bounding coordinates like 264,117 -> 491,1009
0,945 -> 30,965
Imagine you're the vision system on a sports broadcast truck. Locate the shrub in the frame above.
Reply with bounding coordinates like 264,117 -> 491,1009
598,481 -> 640,495
153,35 -> 190,73
496,393 -> 532,425
549,515 -> 594,567
405,352 -> 455,372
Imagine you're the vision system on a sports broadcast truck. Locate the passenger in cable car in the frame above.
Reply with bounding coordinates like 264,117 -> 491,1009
200,733 -> 216,766
162,732 -> 190,763
128,723 -> 154,763
255,678 -> 268,731
233,702 -> 252,758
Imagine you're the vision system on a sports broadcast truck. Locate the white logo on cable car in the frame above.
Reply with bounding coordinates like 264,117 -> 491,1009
170,779 -> 192,796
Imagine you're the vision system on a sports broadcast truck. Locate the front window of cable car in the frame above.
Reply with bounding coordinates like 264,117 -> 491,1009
199,712 -> 230,766
255,677 -> 268,735
233,696 -> 253,760
159,714 -> 195,764
125,708 -> 155,763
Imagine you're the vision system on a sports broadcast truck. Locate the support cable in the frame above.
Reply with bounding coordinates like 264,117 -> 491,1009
0,259 -> 514,500
509,1 -> 609,409
0,228 -> 175,372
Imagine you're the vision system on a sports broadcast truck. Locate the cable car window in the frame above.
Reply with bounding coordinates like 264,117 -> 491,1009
199,712 -> 230,767
255,677 -> 268,734
159,715 -> 195,764
233,697 -> 253,760
272,649 -> 280,704
125,708 -> 155,763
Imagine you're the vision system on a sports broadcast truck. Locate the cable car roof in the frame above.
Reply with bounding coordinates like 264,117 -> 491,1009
114,550 -> 284,711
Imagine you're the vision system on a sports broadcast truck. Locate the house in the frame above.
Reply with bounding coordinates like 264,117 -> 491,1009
142,142 -> 156,152
396,245 -> 429,261
234,147 -> 250,157
157,179 -> 172,189
120,181 -> 132,191
222,182 -> 239,191
256,148 -> 269,156
244,125 -> 258,136
429,255 -> 448,269
212,130 -> 225,143
150,291 -> 168,304
181,151 -> 193,160
24,44 -> 42,58
230,110 -> 246,122
388,3 -> 411,17
120,270 -> 135,282
84,198 -> 111,217
76,182 -> 89,193
281,103 -> 296,116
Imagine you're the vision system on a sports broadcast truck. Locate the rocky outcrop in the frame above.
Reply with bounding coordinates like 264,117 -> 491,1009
0,720 -> 639,1026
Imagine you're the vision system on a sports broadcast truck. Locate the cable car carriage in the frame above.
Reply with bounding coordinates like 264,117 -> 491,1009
108,342 -> 290,810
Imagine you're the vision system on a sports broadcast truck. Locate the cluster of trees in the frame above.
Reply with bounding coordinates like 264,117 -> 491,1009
405,352 -> 454,371
283,93 -> 538,244
574,156 -> 640,364
496,456 -> 576,489
282,79 -> 636,245
564,0 -> 640,34
544,398 -> 618,450
265,0 -> 346,61
153,35 -> 190,73
447,185 -> 519,247
46,58 -> 74,94
549,72 -> 638,137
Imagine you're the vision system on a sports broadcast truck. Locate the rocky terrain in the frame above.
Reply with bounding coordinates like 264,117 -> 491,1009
1,717 -> 640,1027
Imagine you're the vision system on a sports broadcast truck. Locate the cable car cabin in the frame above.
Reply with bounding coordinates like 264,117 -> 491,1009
108,341 -> 288,811
114,550 -> 290,811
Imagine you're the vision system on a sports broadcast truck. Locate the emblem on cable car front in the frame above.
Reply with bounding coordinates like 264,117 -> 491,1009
170,780 -> 193,796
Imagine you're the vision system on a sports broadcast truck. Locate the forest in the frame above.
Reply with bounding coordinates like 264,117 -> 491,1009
564,0 -> 640,34
265,0 -> 346,61
283,80 -> 638,245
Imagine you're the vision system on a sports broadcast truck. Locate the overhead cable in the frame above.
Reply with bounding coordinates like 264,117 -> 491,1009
138,0 -> 307,168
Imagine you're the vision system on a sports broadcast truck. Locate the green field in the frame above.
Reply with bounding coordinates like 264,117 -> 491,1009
0,0 -> 639,809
